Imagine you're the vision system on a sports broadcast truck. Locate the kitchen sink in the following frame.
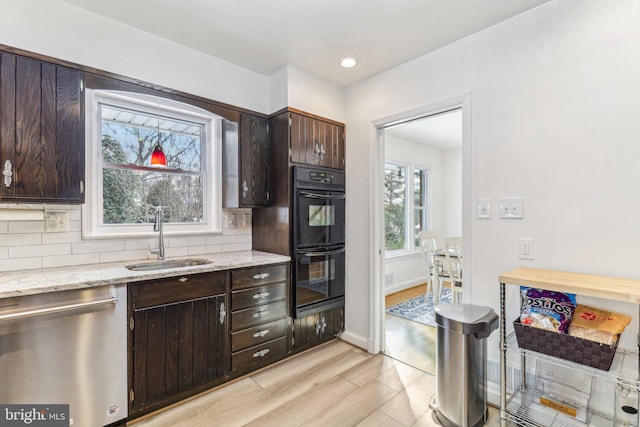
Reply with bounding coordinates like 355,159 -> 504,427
125,258 -> 212,272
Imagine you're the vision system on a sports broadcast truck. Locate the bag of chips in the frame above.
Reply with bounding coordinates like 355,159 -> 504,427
568,304 -> 631,345
520,287 -> 577,334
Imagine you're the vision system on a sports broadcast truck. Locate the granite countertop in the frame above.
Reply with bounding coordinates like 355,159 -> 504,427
0,250 -> 290,298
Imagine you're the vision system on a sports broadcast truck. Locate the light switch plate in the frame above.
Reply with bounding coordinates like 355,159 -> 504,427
477,199 -> 491,219
499,197 -> 524,219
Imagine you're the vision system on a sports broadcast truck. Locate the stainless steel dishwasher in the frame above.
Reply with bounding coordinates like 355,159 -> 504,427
0,284 -> 128,426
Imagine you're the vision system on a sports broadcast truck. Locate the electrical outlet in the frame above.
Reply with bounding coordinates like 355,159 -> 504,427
518,238 -> 534,260
44,212 -> 69,232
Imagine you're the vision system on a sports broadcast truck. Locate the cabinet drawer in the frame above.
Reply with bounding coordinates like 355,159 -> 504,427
231,264 -> 287,290
231,336 -> 287,373
231,317 -> 289,352
231,300 -> 288,331
132,271 -> 227,309
232,282 -> 287,310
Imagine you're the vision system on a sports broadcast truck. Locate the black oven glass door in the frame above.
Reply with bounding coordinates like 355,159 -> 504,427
296,190 -> 345,247
295,246 -> 345,311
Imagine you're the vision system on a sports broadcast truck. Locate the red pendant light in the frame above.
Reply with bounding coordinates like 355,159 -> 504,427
151,143 -> 166,167
151,101 -> 167,167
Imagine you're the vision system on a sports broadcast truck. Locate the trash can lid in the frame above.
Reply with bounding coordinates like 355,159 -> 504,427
435,304 -> 499,336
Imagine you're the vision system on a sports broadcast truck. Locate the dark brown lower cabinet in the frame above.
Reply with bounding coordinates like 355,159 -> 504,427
292,305 -> 344,353
229,264 -> 291,375
128,272 -> 228,417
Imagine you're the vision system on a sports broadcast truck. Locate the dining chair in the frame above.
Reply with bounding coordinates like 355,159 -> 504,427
418,230 -> 438,298
442,236 -> 462,303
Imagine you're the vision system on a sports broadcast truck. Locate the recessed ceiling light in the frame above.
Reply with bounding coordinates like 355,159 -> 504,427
340,58 -> 357,68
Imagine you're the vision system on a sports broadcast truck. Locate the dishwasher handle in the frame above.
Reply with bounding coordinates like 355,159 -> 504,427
0,288 -> 119,322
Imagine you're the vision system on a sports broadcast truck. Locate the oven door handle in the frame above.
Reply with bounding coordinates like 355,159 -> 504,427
298,247 -> 346,257
299,191 -> 346,200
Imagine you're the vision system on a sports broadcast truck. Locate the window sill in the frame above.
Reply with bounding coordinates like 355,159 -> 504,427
385,250 -> 422,261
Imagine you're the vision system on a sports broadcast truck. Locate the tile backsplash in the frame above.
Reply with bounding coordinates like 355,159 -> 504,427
0,204 -> 252,272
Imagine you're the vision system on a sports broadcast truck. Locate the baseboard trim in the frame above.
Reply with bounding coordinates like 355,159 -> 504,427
385,279 -> 425,296
339,330 -> 373,353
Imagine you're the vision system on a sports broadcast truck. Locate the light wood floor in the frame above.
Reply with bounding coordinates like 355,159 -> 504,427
384,284 -> 437,374
132,339 -> 501,427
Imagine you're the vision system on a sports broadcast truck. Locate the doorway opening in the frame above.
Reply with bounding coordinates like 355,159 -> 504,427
378,105 -> 466,373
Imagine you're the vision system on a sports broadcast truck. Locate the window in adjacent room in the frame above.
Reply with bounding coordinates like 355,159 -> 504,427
384,162 -> 430,255
384,162 -> 407,253
83,90 -> 222,238
413,167 -> 429,248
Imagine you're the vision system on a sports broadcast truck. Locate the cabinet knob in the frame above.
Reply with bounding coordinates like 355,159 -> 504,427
242,180 -> 248,199
253,310 -> 270,318
3,160 -> 12,188
252,273 -> 270,280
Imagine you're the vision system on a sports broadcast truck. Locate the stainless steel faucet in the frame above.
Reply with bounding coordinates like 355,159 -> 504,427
149,206 -> 165,260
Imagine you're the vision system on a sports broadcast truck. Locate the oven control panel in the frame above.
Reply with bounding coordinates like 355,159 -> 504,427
295,166 -> 345,190
309,171 -> 334,184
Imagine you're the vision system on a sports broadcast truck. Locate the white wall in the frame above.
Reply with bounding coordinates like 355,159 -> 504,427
0,0 -> 269,113
344,0 -> 640,354
442,147 -> 462,238
270,66 -> 346,122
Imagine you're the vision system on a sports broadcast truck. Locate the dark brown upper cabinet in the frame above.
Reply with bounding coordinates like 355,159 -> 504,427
239,113 -> 269,206
222,112 -> 270,208
290,111 -> 345,170
0,52 -> 84,203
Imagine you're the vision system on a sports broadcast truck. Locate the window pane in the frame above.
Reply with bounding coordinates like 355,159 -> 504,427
101,105 -> 202,172
384,163 -> 407,251
103,168 -> 203,225
413,168 -> 428,247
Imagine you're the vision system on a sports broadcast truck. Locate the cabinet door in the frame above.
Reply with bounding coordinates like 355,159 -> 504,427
129,273 -> 228,416
327,122 -> 345,170
289,112 -> 306,165
239,113 -> 269,206
0,52 -> 84,203
292,305 -> 344,353
288,112 -> 345,170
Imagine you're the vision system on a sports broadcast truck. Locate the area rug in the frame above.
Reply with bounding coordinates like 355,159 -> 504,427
386,288 -> 452,327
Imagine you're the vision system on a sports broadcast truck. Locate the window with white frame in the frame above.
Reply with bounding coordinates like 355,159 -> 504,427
384,162 -> 429,255
82,90 -> 222,238
413,167 -> 429,248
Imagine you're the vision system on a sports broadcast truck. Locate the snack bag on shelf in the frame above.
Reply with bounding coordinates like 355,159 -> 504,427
568,304 -> 631,345
520,287 -> 577,334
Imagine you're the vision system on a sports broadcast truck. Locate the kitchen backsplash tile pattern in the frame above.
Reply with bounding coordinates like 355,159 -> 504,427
0,204 -> 252,272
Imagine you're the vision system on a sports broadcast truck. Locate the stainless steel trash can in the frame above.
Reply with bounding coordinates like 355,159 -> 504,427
434,303 -> 499,427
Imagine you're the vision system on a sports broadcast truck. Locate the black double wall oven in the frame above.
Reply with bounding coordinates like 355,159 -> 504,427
292,165 -> 345,318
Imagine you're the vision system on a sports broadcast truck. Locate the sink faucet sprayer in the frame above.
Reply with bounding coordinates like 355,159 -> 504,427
149,206 -> 165,261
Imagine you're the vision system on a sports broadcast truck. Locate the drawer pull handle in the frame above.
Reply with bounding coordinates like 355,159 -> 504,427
253,349 -> 270,358
252,273 -> 270,280
253,292 -> 270,299
219,302 -> 226,324
253,329 -> 270,338
178,277 -> 188,283
3,160 -> 12,188
253,310 -> 270,318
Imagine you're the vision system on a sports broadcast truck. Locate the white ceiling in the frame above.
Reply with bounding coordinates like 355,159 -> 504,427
385,109 -> 462,150
60,0 -> 549,87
